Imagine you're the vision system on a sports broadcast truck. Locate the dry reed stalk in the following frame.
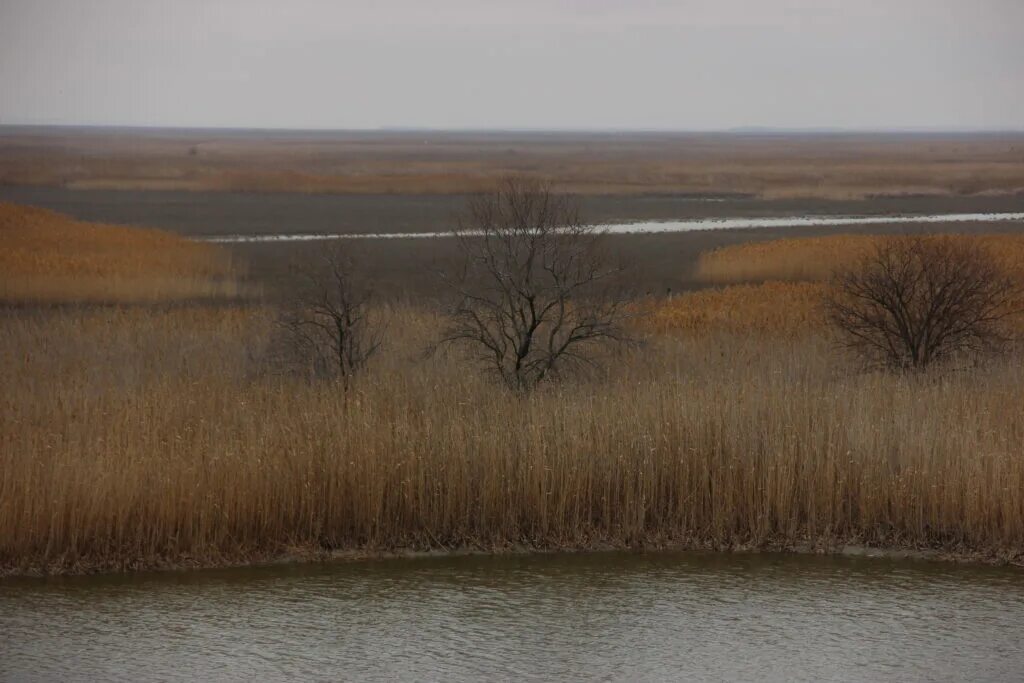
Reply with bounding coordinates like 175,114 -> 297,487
2,304 -> 1023,575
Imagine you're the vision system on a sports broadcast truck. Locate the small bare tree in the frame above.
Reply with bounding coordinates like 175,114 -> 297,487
827,235 -> 1020,370
277,246 -> 383,384
439,178 -> 630,391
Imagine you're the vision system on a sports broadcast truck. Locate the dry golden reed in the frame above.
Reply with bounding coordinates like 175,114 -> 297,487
696,233 -> 1024,285
3,222 -> 1024,575
2,304 -> 1024,575
647,233 -> 1024,338
0,202 -> 243,302
639,282 -> 826,337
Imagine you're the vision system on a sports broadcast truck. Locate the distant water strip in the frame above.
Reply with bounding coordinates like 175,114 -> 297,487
200,212 -> 1024,243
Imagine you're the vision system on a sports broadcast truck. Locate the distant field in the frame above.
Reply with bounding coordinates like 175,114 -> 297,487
2,127 -> 1024,199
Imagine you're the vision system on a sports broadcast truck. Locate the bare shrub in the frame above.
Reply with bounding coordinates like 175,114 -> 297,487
439,178 -> 630,391
276,246 -> 382,384
827,235 -> 1021,370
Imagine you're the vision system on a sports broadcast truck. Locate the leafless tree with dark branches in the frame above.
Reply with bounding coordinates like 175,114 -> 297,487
438,178 -> 631,391
276,246 -> 383,384
827,235 -> 1021,371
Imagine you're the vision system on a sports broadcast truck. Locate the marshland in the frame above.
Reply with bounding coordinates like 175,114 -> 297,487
7,0 -> 1024,676
4,129 -> 1024,681
4,137 -> 1024,574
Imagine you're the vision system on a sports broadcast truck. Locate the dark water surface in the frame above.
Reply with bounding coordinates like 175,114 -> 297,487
4,185 -> 1024,236
6,185 -> 1024,299
2,552 -> 1023,682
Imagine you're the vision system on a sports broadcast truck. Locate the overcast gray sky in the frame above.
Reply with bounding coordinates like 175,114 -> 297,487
1,0 -> 1021,130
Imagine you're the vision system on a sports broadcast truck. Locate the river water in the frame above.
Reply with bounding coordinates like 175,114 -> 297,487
201,211 -> 1024,242
2,552 -> 1023,682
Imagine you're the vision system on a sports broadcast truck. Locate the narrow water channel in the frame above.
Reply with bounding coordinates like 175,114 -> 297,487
200,211 -> 1024,242
2,552 -> 1022,682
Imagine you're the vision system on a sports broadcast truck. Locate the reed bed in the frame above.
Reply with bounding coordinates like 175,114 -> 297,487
0,202 -> 243,302
3,218 -> 1024,575
640,282 -> 826,337
3,303 -> 1023,575
696,233 -> 1024,284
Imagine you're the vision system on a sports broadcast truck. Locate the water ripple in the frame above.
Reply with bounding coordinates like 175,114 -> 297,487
2,552 -> 1023,682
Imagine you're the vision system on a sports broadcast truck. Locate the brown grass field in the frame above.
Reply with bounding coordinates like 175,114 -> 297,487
3,127 -> 1024,199
2,205 -> 1024,575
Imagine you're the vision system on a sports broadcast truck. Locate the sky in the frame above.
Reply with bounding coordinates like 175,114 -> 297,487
1,0 -> 1022,130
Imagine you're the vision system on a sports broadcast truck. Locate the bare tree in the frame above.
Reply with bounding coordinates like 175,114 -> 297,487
438,178 -> 630,391
827,235 -> 1020,370
277,246 -> 383,384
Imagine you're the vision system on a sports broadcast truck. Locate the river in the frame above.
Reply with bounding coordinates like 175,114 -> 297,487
2,552 -> 1022,682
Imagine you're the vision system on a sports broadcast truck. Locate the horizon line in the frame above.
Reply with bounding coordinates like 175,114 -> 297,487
2,123 -> 1024,136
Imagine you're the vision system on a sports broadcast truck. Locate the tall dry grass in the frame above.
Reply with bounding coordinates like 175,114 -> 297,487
0,202 -> 244,302
2,303 -> 1023,575
649,232 -> 1024,338
4,224 -> 1024,574
640,282 -> 826,337
695,233 -> 1024,285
